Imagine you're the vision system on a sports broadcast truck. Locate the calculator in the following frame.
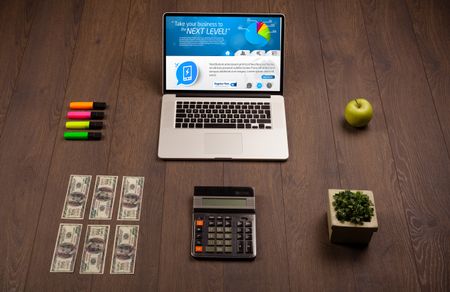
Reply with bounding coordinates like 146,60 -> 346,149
191,186 -> 256,260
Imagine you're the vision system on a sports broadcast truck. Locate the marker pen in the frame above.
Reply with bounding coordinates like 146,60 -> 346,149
64,132 -> 102,140
66,121 -> 103,130
70,101 -> 107,110
67,111 -> 104,120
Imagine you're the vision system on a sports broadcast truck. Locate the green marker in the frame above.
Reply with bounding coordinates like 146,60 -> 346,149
66,121 -> 103,129
64,132 -> 102,140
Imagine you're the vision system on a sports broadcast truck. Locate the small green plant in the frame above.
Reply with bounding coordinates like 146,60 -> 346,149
333,190 -> 374,225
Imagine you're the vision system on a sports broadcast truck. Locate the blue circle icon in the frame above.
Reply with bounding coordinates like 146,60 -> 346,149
257,82 -> 263,89
176,61 -> 198,86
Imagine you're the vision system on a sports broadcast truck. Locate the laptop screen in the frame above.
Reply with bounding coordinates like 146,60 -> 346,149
164,13 -> 284,94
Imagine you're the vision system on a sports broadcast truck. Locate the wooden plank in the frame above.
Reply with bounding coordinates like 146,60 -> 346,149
24,0 -> 130,291
221,1 -> 289,291
406,0 -> 450,153
0,0 -> 38,138
270,0 -> 356,291
158,1 -> 225,291
87,0 -> 173,290
315,0 -> 420,290
360,0 -> 450,290
0,0 -> 84,290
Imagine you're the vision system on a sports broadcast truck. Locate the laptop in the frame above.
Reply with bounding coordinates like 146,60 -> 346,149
158,13 -> 289,160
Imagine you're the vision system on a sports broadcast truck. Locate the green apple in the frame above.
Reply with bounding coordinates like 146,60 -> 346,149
344,98 -> 373,127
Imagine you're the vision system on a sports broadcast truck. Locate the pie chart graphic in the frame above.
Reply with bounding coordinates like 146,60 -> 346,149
245,21 -> 271,46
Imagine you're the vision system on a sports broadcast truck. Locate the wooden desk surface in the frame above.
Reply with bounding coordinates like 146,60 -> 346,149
0,0 -> 448,291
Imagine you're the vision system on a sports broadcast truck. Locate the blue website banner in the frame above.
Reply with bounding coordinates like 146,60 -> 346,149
166,15 -> 282,56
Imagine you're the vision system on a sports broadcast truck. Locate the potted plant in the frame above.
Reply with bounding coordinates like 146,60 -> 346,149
327,189 -> 378,244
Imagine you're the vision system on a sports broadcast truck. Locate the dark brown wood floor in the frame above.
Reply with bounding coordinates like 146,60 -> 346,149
0,0 -> 449,291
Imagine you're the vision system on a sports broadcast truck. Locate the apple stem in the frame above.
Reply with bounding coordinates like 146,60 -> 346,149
354,98 -> 361,108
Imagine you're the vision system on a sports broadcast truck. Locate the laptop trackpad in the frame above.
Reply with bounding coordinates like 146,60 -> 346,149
204,133 -> 243,155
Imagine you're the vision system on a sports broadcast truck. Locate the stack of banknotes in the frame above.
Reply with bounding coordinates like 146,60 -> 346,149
51,175 -> 144,274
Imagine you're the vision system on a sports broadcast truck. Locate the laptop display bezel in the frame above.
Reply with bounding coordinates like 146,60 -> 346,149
163,12 -> 285,96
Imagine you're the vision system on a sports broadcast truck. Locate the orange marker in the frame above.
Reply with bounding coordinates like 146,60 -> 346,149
70,101 -> 106,110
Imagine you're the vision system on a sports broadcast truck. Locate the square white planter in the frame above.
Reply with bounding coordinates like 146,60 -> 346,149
327,189 -> 378,244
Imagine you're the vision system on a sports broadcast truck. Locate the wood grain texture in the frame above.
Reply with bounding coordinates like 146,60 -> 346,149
158,1 -> 225,291
271,0 -> 355,290
0,0 -> 38,138
360,0 -> 450,290
0,0 -> 447,290
221,1 -> 289,291
316,0 -> 420,290
0,0 -> 84,290
89,0 -> 168,290
24,1 -> 131,291
406,0 -> 450,153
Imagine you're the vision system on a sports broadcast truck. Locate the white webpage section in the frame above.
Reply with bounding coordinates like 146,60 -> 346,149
166,56 -> 281,91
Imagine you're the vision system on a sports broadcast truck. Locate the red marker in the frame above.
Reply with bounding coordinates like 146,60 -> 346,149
67,111 -> 104,120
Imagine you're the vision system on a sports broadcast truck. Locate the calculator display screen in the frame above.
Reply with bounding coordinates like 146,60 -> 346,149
202,198 -> 247,207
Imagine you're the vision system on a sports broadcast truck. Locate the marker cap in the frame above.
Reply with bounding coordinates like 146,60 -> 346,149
93,102 -> 107,110
88,132 -> 102,140
89,121 -> 103,129
90,112 -> 104,120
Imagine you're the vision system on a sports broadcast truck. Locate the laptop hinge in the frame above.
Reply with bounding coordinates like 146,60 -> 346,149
175,92 -> 271,98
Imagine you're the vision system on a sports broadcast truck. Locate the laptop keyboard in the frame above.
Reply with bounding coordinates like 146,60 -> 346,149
175,101 -> 272,129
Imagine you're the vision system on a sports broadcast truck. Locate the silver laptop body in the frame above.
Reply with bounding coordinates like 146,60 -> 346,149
158,13 -> 288,160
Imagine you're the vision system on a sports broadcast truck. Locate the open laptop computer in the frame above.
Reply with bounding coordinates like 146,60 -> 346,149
158,13 -> 289,160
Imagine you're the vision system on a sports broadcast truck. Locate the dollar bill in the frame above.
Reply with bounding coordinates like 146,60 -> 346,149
61,175 -> 92,219
50,223 -> 82,272
89,175 -> 118,220
117,176 -> 145,221
110,225 -> 139,274
79,225 -> 110,274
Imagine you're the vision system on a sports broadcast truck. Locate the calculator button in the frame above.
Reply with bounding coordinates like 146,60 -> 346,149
196,220 -> 204,227
224,233 -> 232,239
216,240 -> 224,245
225,246 -> 233,253
237,221 -> 243,227
245,242 -> 252,253
225,216 -> 231,220
225,240 -> 232,246
208,221 -> 215,227
237,241 -> 244,253
195,246 -> 203,253
208,239 -> 216,245
224,227 -> 232,233
245,227 -> 252,233
195,234 -> 201,239
195,227 -> 202,233
225,221 -> 231,227
216,221 -> 223,227
206,246 -> 215,253
208,233 -> 215,239
217,216 -> 223,220
216,233 -> 224,239
216,227 -> 224,233
237,234 -> 243,240
208,216 -> 215,220
237,227 -> 243,233
245,221 -> 252,227
216,246 -> 224,253
195,239 -> 202,245
245,234 -> 252,240
208,227 -> 216,232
